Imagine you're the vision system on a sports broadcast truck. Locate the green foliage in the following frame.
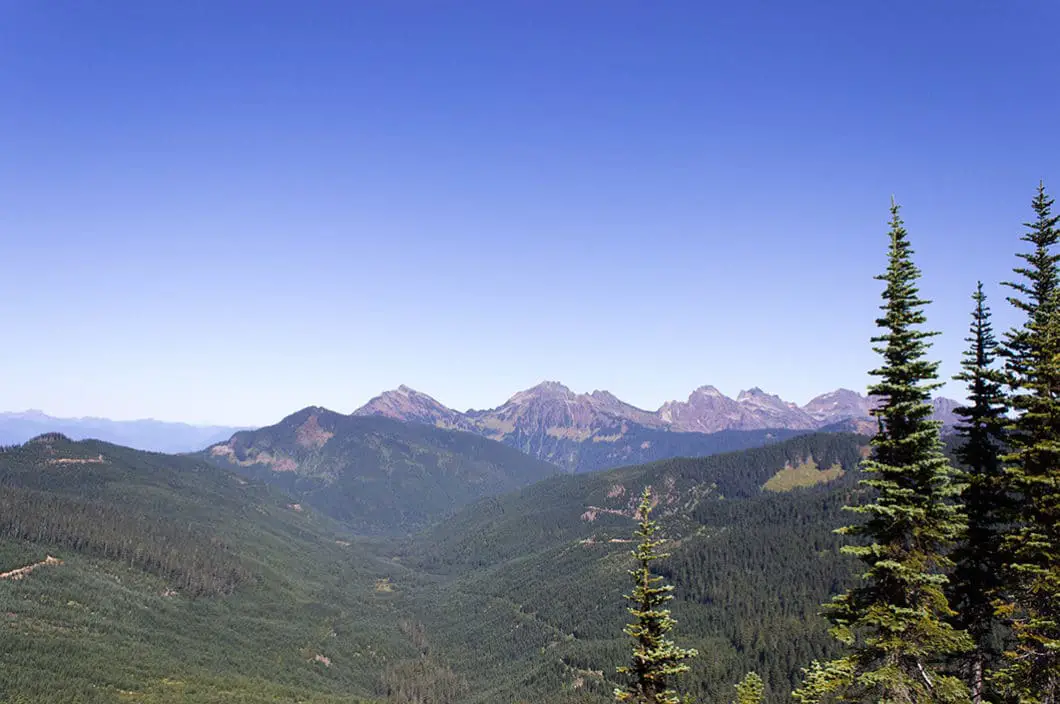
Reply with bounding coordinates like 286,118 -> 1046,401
948,283 -> 1010,702
614,487 -> 697,704
794,201 -> 971,703
0,435 -> 418,703
206,409 -> 559,534
397,432 -> 867,703
410,432 -> 867,575
762,458 -> 844,492
995,182 -> 1060,701
0,428 -> 868,703
733,672 -> 766,704
0,484 -> 249,596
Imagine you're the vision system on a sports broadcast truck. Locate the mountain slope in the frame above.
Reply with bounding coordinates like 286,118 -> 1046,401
1,430 -> 873,704
392,432 -> 869,703
0,410 -> 245,453
203,407 -> 559,534
0,434 -> 425,703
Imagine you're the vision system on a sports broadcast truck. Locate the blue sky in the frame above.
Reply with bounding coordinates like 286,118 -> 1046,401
2,2 -> 1058,426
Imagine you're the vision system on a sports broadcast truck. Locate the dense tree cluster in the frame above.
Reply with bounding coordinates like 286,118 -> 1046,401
611,184 -> 1060,704
785,185 -> 1060,703
396,431 -> 867,703
0,485 -> 248,596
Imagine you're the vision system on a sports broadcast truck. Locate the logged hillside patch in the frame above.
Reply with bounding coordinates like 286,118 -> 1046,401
45,454 -> 106,465
0,555 -> 61,581
763,457 -> 844,492
209,443 -> 299,472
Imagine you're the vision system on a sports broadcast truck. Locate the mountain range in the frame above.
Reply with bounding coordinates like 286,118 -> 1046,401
356,382 -> 959,434
0,383 -> 957,472
0,410 -> 244,453
352,382 -> 959,470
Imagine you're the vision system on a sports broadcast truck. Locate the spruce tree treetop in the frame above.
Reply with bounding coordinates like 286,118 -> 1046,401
794,199 -> 971,704
1001,181 -> 1060,452
614,486 -> 697,704
1004,182 -> 1060,345
995,182 -> 1060,702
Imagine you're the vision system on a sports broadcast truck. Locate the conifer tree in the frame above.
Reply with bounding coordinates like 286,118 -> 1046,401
995,182 -> 1060,702
614,486 -> 697,704
793,200 -> 971,704
948,283 -> 1009,703
732,672 -> 765,704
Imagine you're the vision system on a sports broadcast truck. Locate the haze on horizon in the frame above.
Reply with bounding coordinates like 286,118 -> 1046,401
3,2 -> 1058,426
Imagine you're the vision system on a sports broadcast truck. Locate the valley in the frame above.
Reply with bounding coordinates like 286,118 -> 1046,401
0,427 -> 865,703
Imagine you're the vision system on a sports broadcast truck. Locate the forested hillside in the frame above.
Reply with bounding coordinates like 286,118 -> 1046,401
202,407 -> 560,534
473,423 -> 809,474
0,434 -> 425,703
390,432 -> 868,703
0,430 -> 868,703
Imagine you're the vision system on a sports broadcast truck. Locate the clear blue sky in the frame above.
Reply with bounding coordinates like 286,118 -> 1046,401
2,2 -> 1058,426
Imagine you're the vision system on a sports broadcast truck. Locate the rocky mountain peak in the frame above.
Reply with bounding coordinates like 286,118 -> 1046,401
690,385 -> 726,398
657,386 -> 758,433
504,381 -> 574,406
736,387 -> 784,405
931,397 -> 961,427
353,386 -> 464,429
735,388 -> 816,429
801,388 -> 876,423
523,380 -> 572,396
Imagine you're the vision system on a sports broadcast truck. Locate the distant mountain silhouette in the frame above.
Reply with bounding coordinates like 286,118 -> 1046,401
0,410 -> 246,453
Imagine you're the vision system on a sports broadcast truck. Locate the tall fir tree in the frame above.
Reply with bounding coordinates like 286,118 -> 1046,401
614,486 -> 697,704
793,200 -> 971,704
948,283 -> 1009,703
995,182 -> 1060,702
